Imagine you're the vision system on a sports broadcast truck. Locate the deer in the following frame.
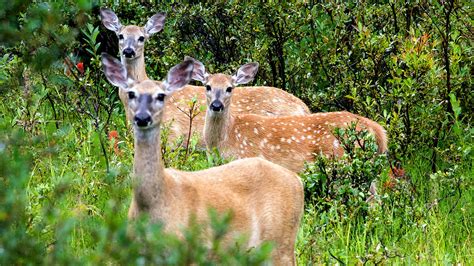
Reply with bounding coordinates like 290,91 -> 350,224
100,7 -> 166,121
101,53 -> 304,265
187,57 -> 388,173
100,8 -> 310,144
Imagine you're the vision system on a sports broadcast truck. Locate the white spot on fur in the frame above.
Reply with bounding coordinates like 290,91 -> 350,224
254,128 -> 259,135
333,139 -> 339,149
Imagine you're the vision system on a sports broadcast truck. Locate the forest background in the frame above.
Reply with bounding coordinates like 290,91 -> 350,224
0,1 -> 472,264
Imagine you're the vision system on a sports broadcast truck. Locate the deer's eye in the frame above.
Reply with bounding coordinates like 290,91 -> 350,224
127,91 -> 136,99
156,93 -> 166,101
226,87 -> 233,93
206,85 -> 212,91
118,34 -> 124,40
138,36 -> 145,42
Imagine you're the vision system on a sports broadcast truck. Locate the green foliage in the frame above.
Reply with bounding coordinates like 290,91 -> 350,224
0,0 -> 472,265
302,124 -> 388,214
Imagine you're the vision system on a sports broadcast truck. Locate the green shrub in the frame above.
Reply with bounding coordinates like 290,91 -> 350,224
0,1 -> 472,264
302,124 -> 388,216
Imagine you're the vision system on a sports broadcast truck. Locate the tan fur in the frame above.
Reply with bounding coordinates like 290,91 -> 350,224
203,74 -> 389,173
122,80 -> 304,265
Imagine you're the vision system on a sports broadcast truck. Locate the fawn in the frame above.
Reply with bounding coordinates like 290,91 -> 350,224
101,53 -> 304,265
100,8 -> 310,145
187,57 -> 388,172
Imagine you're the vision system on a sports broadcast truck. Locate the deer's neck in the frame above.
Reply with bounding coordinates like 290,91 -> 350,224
122,55 -> 148,81
204,108 -> 234,151
133,127 -> 166,211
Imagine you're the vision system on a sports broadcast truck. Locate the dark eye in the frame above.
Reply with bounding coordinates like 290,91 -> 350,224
156,93 -> 166,101
226,87 -> 233,93
118,34 -> 124,40
138,36 -> 145,42
127,91 -> 136,99
206,85 -> 212,91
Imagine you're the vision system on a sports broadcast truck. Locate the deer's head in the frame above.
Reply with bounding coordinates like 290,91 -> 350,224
186,57 -> 259,116
100,8 -> 165,60
102,53 -> 193,131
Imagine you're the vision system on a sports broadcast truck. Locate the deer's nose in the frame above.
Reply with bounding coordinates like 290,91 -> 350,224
134,113 -> 151,127
123,48 -> 136,58
210,100 -> 224,112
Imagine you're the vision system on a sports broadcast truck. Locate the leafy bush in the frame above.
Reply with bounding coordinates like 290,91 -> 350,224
0,0 -> 472,264
302,124 -> 388,218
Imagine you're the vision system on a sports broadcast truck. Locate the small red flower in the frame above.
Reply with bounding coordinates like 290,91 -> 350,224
108,130 -> 121,156
76,62 -> 84,74
389,167 -> 406,179
108,130 -> 119,140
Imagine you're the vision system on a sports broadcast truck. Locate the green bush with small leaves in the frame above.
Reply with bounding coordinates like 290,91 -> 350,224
0,0 -> 472,264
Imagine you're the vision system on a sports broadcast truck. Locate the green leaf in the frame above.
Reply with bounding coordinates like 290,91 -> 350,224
449,93 -> 461,119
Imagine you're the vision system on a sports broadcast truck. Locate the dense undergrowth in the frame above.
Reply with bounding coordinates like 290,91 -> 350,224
1,1 -> 472,264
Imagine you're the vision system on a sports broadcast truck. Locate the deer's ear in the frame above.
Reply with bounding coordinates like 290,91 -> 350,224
163,60 -> 194,93
145,12 -> 166,35
232,62 -> 259,85
100,8 -> 122,33
184,56 -> 208,83
102,53 -> 128,89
